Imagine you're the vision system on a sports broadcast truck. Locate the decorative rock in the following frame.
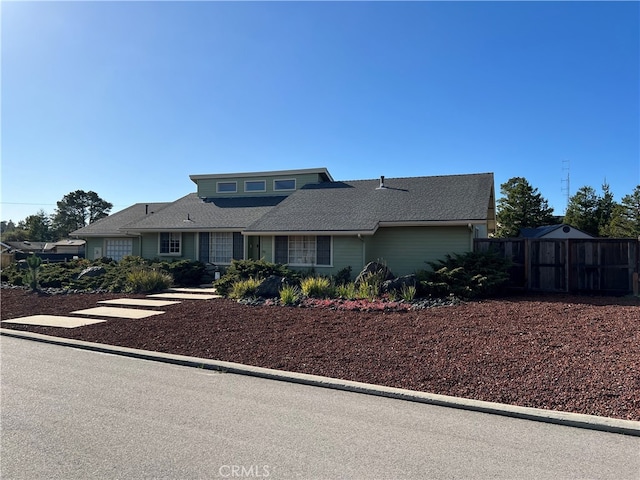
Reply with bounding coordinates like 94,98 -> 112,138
354,262 -> 394,285
382,274 -> 417,293
255,275 -> 286,298
77,266 -> 106,279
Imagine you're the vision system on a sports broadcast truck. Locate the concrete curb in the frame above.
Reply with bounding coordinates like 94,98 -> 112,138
2,328 -> 639,437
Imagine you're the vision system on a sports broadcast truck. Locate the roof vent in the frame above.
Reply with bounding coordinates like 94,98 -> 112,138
376,175 -> 386,190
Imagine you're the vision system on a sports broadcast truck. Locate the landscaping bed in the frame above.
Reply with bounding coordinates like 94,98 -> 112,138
1,287 -> 639,421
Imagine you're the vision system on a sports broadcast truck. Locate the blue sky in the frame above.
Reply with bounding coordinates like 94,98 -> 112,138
2,1 -> 638,224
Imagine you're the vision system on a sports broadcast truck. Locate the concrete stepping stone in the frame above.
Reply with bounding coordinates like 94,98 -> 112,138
166,287 -> 218,294
98,298 -> 181,307
71,306 -> 165,319
147,292 -> 221,299
2,315 -> 106,328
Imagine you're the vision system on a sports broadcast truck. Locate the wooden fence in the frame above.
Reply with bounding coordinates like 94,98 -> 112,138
474,238 -> 639,295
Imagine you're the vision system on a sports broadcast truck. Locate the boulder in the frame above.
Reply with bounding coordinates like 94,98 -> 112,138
255,275 -> 286,298
354,262 -> 394,285
77,266 -> 106,279
382,274 -> 417,293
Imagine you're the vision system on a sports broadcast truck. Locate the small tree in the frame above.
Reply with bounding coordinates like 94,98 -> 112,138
496,177 -> 556,237
26,254 -> 43,292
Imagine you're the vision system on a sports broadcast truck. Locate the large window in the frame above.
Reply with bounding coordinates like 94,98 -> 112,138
199,232 -> 243,264
274,236 -> 331,266
105,239 -> 132,262
159,232 -> 181,255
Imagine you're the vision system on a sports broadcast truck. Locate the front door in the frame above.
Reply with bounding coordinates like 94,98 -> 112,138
248,236 -> 261,260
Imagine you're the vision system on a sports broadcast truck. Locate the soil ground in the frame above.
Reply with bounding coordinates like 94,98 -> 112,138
1,288 -> 639,421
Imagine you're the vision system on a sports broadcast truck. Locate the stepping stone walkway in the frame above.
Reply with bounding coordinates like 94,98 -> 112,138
1,286 -> 220,328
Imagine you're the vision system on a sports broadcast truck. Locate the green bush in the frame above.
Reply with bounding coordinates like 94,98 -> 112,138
400,284 -> 417,301
279,284 -> 300,305
228,277 -> 262,299
418,251 -> 511,299
300,276 -> 332,298
125,268 -> 173,293
214,259 -> 297,297
154,259 -> 205,286
335,282 -> 357,300
26,254 -> 42,291
332,266 -> 352,286
356,272 -> 384,300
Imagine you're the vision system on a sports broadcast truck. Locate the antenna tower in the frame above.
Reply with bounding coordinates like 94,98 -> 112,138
561,160 -> 570,214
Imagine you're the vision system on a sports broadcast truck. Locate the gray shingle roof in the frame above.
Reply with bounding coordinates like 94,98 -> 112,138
245,173 -> 495,234
122,193 -> 286,231
70,202 -> 170,236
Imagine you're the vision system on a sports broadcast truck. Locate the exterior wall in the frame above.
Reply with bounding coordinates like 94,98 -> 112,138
85,237 -> 140,261
140,232 -> 196,260
365,226 -> 473,276
195,172 -> 325,198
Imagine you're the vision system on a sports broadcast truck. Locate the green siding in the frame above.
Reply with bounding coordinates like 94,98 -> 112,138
196,173 -> 326,197
140,232 -> 197,260
365,226 -> 473,276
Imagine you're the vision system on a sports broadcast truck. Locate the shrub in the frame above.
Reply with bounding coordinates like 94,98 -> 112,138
228,277 -> 262,299
300,276 -> 332,298
332,266 -> 352,286
335,282 -> 357,300
400,284 -> 417,301
154,259 -> 205,286
356,272 -> 384,300
215,259 -> 297,297
126,268 -> 173,293
279,284 -> 300,305
419,251 -> 511,299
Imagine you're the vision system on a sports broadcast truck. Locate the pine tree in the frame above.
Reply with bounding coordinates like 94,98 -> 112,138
496,177 -> 555,237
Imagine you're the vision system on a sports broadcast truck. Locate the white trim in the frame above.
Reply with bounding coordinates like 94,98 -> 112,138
273,178 -> 296,191
190,167 -> 333,183
244,229 -> 376,236
216,181 -> 237,194
244,180 -> 266,193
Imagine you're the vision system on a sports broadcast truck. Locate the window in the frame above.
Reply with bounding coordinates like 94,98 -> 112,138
245,180 -> 266,192
105,239 -> 132,262
211,232 -> 233,263
274,235 -> 331,266
274,179 -> 296,191
217,181 -> 237,193
199,232 -> 243,264
159,232 -> 181,255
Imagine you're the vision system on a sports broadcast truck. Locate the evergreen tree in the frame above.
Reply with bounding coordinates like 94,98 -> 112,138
607,185 -> 640,238
496,177 -> 555,237
564,186 -> 600,236
52,190 -> 112,238
19,210 -> 54,242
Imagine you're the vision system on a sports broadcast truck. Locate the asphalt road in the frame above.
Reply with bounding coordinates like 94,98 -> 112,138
2,336 -> 639,479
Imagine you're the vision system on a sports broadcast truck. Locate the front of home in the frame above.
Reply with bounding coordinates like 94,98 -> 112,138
72,168 -> 496,277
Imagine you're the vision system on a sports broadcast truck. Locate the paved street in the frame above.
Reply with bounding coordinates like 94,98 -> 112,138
2,336 -> 639,479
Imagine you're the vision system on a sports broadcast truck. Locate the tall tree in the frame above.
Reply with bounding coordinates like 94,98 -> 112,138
19,210 -> 54,242
564,186 -> 600,236
496,177 -> 556,237
52,190 -> 112,238
607,185 -> 640,238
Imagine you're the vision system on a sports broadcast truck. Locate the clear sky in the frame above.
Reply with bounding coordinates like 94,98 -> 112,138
2,1 -> 638,224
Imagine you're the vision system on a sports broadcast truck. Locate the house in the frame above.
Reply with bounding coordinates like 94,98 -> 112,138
71,168 -> 496,277
518,224 -> 594,239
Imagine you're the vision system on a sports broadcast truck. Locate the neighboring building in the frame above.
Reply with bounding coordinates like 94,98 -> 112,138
4,241 -> 53,253
71,168 -> 496,277
518,224 -> 594,239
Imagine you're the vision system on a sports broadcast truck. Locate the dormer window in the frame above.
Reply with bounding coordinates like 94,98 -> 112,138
245,180 -> 266,193
274,178 -> 296,191
217,181 -> 237,193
